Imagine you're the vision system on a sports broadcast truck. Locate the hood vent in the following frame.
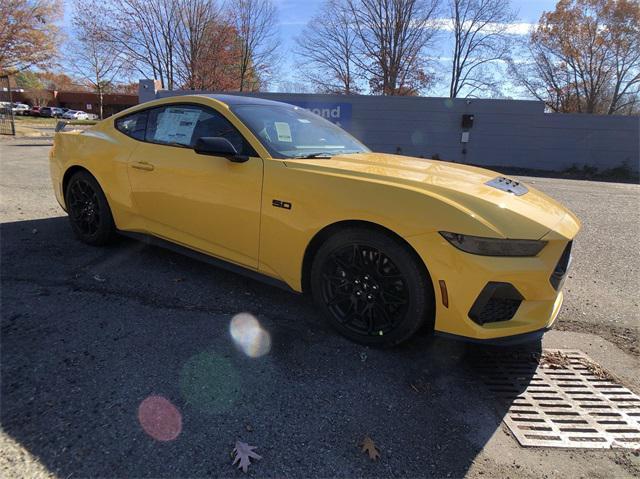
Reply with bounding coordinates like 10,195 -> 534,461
485,177 -> 528,196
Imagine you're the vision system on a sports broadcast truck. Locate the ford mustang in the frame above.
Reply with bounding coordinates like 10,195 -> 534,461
50,95 -> 580,347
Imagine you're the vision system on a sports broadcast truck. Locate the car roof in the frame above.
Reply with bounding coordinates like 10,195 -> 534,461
198,94 -> 292,108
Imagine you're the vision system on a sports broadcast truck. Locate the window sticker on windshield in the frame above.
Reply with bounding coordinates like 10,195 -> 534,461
154,107 -> 201,144
274,122 -> 292,142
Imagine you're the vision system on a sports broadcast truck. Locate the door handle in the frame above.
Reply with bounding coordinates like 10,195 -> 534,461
131,161 -> 154,171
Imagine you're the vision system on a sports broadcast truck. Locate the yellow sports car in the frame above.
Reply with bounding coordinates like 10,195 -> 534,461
50,95 -> 580,347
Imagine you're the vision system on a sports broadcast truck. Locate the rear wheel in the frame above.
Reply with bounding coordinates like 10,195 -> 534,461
65,171 -> 115,246
310,227 -> 434,347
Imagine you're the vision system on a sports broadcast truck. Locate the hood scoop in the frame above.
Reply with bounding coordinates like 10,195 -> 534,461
485,177 -> 528,196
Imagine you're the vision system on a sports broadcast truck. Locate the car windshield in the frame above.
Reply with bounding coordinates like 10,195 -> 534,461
231,104 -> 369,159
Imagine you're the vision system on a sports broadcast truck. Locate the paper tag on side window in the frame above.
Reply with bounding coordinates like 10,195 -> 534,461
274,122 -> 292,142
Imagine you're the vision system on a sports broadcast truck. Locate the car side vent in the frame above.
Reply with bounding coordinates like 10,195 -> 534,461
469,282 -> 524,325
550,241 -> 573,290
485,177 -> 528,196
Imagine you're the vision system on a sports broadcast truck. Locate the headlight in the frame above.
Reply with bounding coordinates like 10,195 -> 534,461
439,232 -> 547,257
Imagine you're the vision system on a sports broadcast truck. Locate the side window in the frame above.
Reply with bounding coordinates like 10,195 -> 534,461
145,104 -> 254,155
115,111 -> 148,140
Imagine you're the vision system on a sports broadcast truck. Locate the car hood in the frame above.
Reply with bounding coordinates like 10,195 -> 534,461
283,152 -> 580,239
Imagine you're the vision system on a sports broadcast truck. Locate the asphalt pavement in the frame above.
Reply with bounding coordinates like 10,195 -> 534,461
1,137 -> 639,478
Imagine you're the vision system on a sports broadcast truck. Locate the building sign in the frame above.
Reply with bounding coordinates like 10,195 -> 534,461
287,101 -> 352,129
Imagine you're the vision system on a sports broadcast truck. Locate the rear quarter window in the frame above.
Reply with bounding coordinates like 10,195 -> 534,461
115,111 -> 148,140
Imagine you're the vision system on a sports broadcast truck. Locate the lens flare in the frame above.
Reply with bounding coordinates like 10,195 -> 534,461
137,395 -> 182,441
180,351 -> 239,414
230,313 -> 271,358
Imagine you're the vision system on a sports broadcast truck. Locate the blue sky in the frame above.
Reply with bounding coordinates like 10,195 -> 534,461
273,0 -> 559,94
62,0 -> 560,95
276,0 -> 557,41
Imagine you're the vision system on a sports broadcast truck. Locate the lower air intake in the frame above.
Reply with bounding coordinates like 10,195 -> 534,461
469,282 -> 523,325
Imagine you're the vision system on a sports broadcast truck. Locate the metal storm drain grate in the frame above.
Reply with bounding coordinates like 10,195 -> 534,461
474,349 -> 640,449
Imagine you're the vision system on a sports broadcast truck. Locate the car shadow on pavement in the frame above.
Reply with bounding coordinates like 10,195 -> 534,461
1,216 -> 540,478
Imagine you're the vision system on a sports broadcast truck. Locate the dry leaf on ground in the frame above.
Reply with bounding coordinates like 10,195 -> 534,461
360,436 -> 380,461
539,350 -> 571,369
577,358 -> 616,381
232,440 -> 262,473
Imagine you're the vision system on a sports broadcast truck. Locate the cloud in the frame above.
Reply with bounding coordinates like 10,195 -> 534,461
432,19 -> 537,35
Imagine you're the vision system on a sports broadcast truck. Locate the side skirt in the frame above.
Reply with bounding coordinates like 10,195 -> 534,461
118,230 -> 297,294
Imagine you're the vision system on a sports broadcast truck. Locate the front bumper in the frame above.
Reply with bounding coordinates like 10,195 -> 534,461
407,230 -> 573,341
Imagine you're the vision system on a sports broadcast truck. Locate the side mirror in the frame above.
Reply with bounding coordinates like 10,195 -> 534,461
194,137 -> 248,163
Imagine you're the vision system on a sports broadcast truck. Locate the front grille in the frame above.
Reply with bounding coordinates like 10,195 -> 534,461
469,282 -> 523,325
550,241 -> 573,290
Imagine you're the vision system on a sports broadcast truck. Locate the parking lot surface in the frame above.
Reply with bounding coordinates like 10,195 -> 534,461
1,137 -> 639,478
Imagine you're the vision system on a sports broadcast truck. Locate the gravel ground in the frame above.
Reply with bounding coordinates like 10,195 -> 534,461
1,137 -> 639,478
522,176 -> 640,356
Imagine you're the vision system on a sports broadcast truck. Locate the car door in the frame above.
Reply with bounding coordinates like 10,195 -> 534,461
126,103 -> 263,269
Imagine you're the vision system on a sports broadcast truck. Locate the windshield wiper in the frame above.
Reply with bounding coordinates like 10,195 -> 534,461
292,152 -> 334,159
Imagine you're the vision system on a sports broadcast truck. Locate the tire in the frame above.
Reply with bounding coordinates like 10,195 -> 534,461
310,227 -> 434,347
65,170 -> 116,246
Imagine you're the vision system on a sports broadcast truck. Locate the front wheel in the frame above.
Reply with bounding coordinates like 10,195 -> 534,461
310,227 -> 434,347
65,171 -> 116,246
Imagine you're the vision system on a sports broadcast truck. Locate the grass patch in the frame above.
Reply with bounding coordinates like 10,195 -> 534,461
15,116 -> 58,127
15,116 -> 98,127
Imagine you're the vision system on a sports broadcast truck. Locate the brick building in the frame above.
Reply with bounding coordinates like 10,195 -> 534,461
3,89 -> 138,117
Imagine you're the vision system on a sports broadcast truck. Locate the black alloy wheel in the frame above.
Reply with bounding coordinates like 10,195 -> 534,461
311,228 -> 434,347
320,244 -> 409,337
65,171 -> 115,246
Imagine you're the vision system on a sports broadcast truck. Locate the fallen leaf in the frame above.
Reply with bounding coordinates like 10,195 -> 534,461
409,377 -> 431,394
539,350 -> 570,369
577,358 -> 616,381
232,440 -> 262,473
93,274 -> 106,282
360,436 -> 380,461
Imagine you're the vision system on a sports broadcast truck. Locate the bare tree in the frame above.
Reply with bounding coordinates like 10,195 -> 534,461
70,0 -> 126,118
88,0 -> 181,90
509,42 -> 578,113
510,0 -> 640,114
295,0 -> 360,94
175,0 -> 239,90
230,0 -> 280,91
347,0 -> 440,95
603,0 -> 640,114
77,0 -> 248,92
447,0 -> 516,98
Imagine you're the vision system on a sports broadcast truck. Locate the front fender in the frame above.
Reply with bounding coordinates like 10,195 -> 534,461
257,160 -> 501,290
